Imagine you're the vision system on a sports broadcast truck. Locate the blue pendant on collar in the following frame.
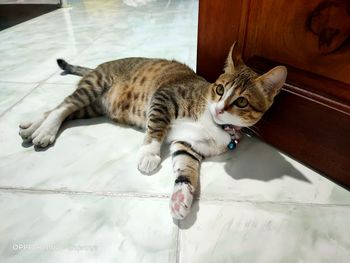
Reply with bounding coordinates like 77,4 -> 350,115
228,138 -> 238,150
221,124 -> 239,150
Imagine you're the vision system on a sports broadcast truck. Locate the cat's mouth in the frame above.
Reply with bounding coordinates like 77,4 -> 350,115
221,124 -> 242,132
211,114 -> 243,132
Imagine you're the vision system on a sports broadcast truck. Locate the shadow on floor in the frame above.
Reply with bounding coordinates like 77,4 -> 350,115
220,136 -> 311,183
179,136 -> 312,229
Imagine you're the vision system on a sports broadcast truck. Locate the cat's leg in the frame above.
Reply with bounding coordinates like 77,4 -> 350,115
19,73 -> 108,147
169,141 -> 203,220
138,89 -> 178,174
19,102 -> 103,143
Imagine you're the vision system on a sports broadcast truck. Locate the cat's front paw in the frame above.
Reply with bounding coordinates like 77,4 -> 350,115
170,183 -> 194,220
137,141 -> 161,174
138,154 -> 161,174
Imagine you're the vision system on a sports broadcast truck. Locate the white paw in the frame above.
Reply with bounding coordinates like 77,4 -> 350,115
138,153 -> 161,174
19,115 -> 47,142
170,183 -> 194,220
31,119 -> 60,148
137,140 -> 161,174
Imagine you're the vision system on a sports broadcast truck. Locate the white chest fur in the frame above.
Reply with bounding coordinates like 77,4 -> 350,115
167,110 -> 231,157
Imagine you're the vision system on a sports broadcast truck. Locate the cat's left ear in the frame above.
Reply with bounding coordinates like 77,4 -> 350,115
257,66 -> 287,100
224,42 -> 246,73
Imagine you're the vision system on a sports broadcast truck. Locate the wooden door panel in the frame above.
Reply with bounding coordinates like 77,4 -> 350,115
197,0 -> 244,80
245,0 -> 350,85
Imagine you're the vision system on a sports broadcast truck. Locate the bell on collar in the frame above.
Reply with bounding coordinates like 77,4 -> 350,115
227,139 -> 237,150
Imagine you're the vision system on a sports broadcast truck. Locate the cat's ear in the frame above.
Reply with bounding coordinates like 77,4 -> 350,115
257,66 -> 287,99
224,42 -> 245,73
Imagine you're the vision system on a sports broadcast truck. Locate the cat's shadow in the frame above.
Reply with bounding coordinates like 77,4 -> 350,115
209,135 -> 311,183
178,135 -> 312,229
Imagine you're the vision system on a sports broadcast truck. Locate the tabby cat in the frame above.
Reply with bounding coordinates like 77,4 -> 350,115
19,43 -> 287,220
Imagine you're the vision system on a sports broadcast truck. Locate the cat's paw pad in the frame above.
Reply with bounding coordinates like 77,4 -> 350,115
170,183 -> 194,220
137,154 -> 161,174
19,115 -> 46,142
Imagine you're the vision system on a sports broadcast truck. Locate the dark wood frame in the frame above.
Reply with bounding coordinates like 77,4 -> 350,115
197,0 -> 350,188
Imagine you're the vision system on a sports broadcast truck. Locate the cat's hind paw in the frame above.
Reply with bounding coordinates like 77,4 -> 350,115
19,115 -> 47,142
170,183 -> 194,220
19,111 -> 61,148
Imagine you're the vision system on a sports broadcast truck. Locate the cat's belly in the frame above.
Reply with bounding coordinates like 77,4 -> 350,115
167,117 -> 231,157
101,84 -> 149,128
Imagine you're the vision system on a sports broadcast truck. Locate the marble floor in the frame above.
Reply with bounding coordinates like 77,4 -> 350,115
0,0 -> 349,262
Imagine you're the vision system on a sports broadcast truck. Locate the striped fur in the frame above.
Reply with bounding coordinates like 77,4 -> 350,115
19,44 -> 287,219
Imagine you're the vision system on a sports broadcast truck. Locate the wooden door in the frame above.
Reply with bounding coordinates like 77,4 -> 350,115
197,0 -> 350,187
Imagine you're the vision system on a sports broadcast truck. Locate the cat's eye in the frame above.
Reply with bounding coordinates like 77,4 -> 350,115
233,97 -> 248,108
216,84 -> 224,96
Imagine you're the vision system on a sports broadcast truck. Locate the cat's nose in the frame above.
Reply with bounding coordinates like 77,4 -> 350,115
215,108 -> 224,115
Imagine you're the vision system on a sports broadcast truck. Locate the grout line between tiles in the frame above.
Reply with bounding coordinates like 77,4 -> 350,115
175,221 -> 181,263
0,186 -> 349,207
0,186 -> 170,199
0,80 -> 42,85
0,67 -> 65,119
0,82 -> 42,119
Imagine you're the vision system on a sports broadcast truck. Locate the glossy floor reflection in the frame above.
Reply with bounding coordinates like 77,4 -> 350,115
0,0 -> 349,262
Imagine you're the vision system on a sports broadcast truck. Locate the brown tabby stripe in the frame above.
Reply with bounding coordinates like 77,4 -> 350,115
172,150 -> 200,162
154,90 -> 179,118
147,125 -> 164,133
150,105 -> 169,116
78,88 -> 94,103
175,141 -> 204,160
175,175 -> 191,184
148,114 -> 170,124
69,103 -> 103,120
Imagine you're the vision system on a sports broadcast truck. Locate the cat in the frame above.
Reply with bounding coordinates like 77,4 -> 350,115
18,43 -> 287,220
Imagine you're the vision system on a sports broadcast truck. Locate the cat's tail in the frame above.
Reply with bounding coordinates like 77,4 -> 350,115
57,59 -> 93,77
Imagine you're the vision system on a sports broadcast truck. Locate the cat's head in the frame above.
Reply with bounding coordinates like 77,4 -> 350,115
208,42 -> 287,129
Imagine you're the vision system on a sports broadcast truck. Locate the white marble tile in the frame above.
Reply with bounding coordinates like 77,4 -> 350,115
0,191 -> 177,263
46,0 -> 198,84
0,82 -> 38,115
179,201 -> 350,263
0,4 -> 116,83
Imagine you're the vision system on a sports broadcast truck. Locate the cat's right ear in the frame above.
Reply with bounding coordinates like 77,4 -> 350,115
224,42 -> 246,73
257,66 -> 287,100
